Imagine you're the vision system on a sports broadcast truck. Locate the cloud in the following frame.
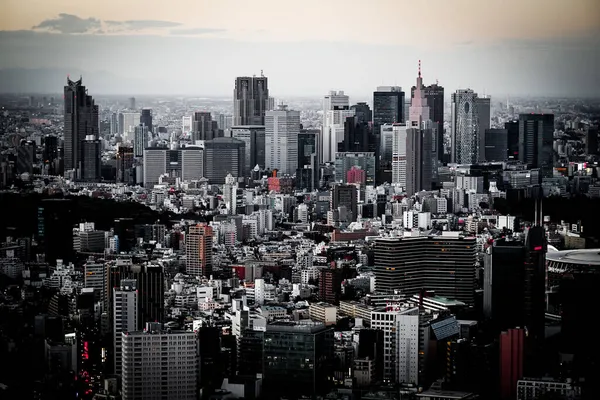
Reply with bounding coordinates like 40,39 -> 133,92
169,27 -> 225,36
105,19 -> 182,32
32,13 -> 101,34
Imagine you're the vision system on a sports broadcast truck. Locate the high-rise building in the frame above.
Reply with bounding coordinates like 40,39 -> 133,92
500,328 -> 525,400
182,115 -> 192,134
231,125 -> 266,173
330,184 -> 358,222
113,279 -> 138,376
586,126 -> 599,155
143,148 -> 168,187
120,112 -> 141,141
133,124 -> 148,157
121,324 -> 198,400
298,128 -> 318,168
334,152 -> 375,185
64,77 -> 99,179
351,102 -> 372,124
262,322 -> 334,397
234,75 -> 269,126
81,135 -> 101,181
203,138 -> 245,183
341,116 -> 370,153
322,91 -> 353,163
319,268 -> 342,305
265,105 -> 300,175
505,120 -> 520,160
477,97 -> 491,161
423,83 -> 445,162
518,114 -> 555,177
451,89 -> 482,164
142,147 -> 206,187
180,146 -> 203,182
374,235 -> 477,304
110,112 -> 119,135
192,111 -> 215,142
374,86 -> 404,127
186,223 -> 213,278
84,261 -> 107,304
405,128 -> 432,196
128,97 -> 136,110
38,199 -> 75,266
391,123 -> 408,187
140,108 -> 152,133
17,140 -> 35,175
117,145 -> 134,184
484,128 -> 508,162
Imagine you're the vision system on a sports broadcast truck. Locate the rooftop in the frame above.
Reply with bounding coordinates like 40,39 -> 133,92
546,248 -> 600,266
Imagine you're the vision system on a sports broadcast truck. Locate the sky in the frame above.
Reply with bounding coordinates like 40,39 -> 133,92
0,0 -> 599,98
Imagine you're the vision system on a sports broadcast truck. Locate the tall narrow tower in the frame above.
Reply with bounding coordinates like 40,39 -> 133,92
186,224 -> 213,278
233,76 -> 269,126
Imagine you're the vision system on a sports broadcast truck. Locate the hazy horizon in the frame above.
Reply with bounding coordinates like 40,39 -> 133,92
1,0 -> 599,98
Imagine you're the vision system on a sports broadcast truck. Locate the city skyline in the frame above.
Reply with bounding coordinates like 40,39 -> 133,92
1,0 -> 599,97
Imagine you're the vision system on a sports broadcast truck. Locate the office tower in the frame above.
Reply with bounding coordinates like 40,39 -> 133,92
128,97 -> 136,110
113,279 -> 138,376
334,152 -> 375,185
182,115 -> 192,133
198,327 -> 222,390
133,124 -> 148,157
117,145 -> 134,183
396,313 -> 420,384
263,322 -> 334,397
409,62 -> 431,126
423,83 -> 445,162
231,125 -> 266,172
406,128 -> 432,196
518,114 -> 555,177
110,112 -> 119,135
499,328 -> 524,400
203,138 -> 245,183
505,120 -> 519,160
186,223 -> 213,277
180,146 -> 203,182
84,261 -> 106,303
451,89 -> 481,164
192,111 -> 214,142
476,97 -> 492,161
391,123 -> 408,187
43,135 -> 59,164
234,75 -> 269,126
586,126 -> 599,155
322,91 -> 353,163
140,108 -> 152,133
298,128 -> 318,168
265,105 -> 300,175
319,268 -> 342,304
120,112 -> 141,141
121,324 -> 198,400
38,199 -> 74,265
81,135 -> 101,181
330,184 -> 358,222
341,116 -> 370,152
64,77 -> 99,178
17,140 -> 35,174
357,329 -> 384,382
142,148 -> 167,187
374,86 -> 404,126
484,128 -> 508,161
222,173 -> 238,215
351,102 -> 372,124
374,236 -> 477,304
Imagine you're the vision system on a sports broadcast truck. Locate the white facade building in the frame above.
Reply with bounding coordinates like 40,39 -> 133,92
265,105 -> 300,175
391,124 -> 408,187
113,279 -> 138,376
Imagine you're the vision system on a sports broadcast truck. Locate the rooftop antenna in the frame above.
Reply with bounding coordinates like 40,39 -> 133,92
534,198 -> 538,226
261,69 -> 264,77
418,60 -> 421,78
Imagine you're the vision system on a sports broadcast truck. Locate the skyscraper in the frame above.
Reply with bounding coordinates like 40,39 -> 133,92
451,89 -> 482,164
133,124 -> 148,158
117,145 -> 134,184
231,125 -> 266,172
140,108 -> 153,133
192,111 -> 215,142
477,97 -> 491,161
110,112 -> 119,135
423,83 -> 445,162
234,75 -> 269,126
351,102 -> 372,124
484,128 -> 508,162
203,138 -> 245,183
334,152 -> 376,186
113,279 -> 138,376
128,97 -> 136,110
505,120 -> 519,160
63,77 -> 99,179
341,116 -> 370,153
391,123 -> 408,187
81,135 -> 101,181
330,184 -> 358,222
186,223 -> 213,278
322,91 -> 353,163
518,114 -> 555,177
180,146 -> 203,182
374,86 -> 404,126
16,140 -> 35,175
265,105 -> 300,175
120,112 -> 141,141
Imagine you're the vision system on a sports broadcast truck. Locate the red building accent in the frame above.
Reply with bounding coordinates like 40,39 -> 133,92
499,328 -> 524,399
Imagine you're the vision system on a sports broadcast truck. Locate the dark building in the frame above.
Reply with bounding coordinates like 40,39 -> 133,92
484,128 -> 508,162
413,83 -> 445,162
341,116 -> 370,153
231,125 -> 266,173
203,137 -> 245,184
117,146 -> 134,184
298,128 -> 318,169
518,114 -> 555,177
44,135 -> 59,174
406,127 -> 433,195
192,111 -> 215,142
262,322 -> 334,398
319,268 -> 342,305
198,327 -> 222,390
351,102 -> 372,125
330,184 -> 358,222
373,87 -> 404,127
64,77 -> 99,179
38,199 -> 75,266
234,75 -> 269,126
586,126 -> 598,155
296,163 -> 318,191
114,218 -> 136,252
374,236 -> 477,304
81,135 -> 101,181
238,328 -> 264,377
505,120 -> 519,160
357,329 -> 384,382
140,108 -> 153,132
17,140 -> 36,175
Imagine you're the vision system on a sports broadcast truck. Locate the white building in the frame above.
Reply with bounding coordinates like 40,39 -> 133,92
451,89 -> 481,164
308,302 -> 337,326
396,312 -> 419,384
120,112 -> 141,142
180,147 -> 203,182
121,324 -> 198,400
392,123 -> 408,188
113,279 -> 138,376
143,148 -> 167,188
321,90 -> 353,163
265,105 -> 300,175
